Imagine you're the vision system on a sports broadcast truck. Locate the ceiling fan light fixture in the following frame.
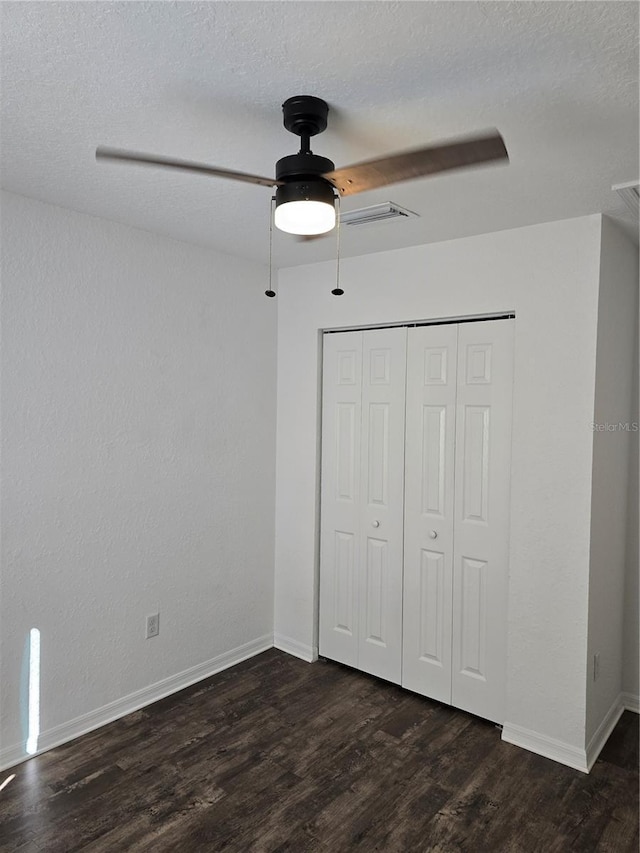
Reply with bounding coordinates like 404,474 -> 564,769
97,95 -> 509,249
274,200 -> 336,235
274,180 -> 336,235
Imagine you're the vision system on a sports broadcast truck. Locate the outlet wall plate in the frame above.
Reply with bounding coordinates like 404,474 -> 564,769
146,613 -> 160,639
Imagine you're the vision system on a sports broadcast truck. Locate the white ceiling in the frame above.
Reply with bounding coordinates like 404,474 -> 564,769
1,1 -> 638,268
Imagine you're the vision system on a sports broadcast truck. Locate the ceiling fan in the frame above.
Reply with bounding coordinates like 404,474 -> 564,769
96,95 -> 509,237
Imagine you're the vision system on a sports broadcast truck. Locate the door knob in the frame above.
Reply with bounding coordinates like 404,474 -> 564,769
429,530 -> 438,539
372,520 -> 380,528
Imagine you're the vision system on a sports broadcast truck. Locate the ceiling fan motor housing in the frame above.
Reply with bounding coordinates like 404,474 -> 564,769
275,151 -> 336,209
275,177 -> 336,209
275,153 -> 335,182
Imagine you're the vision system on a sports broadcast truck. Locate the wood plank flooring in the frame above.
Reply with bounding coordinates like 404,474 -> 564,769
1,649 -> 637,852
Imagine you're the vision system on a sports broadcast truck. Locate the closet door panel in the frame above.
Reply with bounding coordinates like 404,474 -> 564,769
452,319 -> 514,723
357,327 -> 407,683
402,324 -> 458,702
319,332 -> 363,666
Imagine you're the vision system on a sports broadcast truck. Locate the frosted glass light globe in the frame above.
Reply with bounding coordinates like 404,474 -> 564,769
274,200 -> 336,235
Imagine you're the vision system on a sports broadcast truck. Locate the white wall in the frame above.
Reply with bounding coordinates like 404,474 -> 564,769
586,217 -> 639,745
1,191 -> 277,767
274,215 -> 602,761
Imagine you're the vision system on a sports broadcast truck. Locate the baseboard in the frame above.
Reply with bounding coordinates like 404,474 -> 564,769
501,723 -> 589,773
0,633 -> 273,772
621,691 -> 640,713
273,632 -> 317,663
586,694 -> 625,771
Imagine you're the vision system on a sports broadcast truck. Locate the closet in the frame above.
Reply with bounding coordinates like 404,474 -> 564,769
319,318 -> 514,724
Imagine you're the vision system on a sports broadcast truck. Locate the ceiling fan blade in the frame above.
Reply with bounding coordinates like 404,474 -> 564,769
95,146 -> 281,188
322,130 -> 508,196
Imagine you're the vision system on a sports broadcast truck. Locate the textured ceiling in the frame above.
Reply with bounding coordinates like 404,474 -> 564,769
1,1 -> 638,268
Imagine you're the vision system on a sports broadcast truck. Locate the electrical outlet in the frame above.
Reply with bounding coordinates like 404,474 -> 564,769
593,653 -> 600,681
146,613 -> 160,639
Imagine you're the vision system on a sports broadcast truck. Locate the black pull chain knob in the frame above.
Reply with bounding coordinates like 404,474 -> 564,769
265,289 -> 276,298
331,287 -> 344,296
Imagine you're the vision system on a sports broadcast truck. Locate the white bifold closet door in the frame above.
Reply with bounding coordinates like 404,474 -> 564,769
319,318 -> 513,724
402,323 -> 458,704
403,319 -> 514,723
319,327 -> 407,683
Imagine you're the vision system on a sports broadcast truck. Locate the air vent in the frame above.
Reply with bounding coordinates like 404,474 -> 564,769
340,202 -> 419,227
612,181 -> 639,216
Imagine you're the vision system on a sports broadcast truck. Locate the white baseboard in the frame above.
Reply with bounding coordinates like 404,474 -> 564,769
273,632 -> 317,663
501,723 -> 589,773
503,691 -> 636,775
0,633 -> 273,772
585,694 -> 625,771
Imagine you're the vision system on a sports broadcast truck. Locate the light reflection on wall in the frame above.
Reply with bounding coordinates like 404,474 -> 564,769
25,628 -> 40,755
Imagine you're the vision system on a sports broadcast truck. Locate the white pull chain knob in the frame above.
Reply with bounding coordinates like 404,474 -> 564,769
429,530 -> 438,539
372,520 -> 380,528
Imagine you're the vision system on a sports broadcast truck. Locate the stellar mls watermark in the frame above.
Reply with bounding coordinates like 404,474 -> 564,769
590,422 -> 639,432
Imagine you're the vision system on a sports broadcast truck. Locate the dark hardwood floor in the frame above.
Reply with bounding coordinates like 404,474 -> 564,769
1,649 -> 638,852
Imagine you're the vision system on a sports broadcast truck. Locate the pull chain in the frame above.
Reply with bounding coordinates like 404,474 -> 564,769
265,195 -> 276,297
331,194 -> 344,296
267,192 -> 343,298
